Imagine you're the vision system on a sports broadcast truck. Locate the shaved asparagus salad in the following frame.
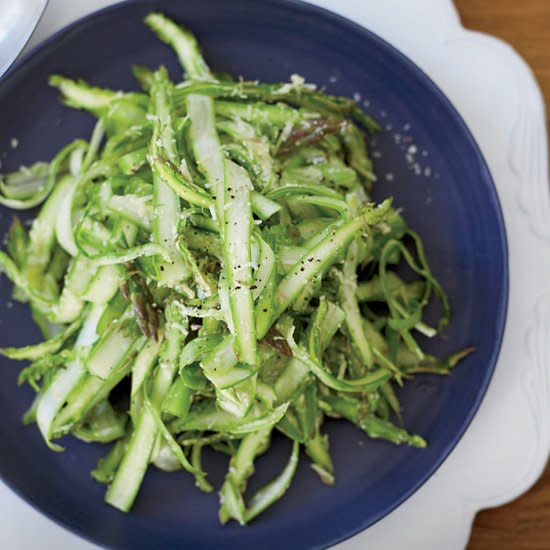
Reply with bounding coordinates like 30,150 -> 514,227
0,13 -> 471,524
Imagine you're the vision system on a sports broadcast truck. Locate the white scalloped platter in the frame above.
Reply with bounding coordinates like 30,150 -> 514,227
1,1 -> 548,548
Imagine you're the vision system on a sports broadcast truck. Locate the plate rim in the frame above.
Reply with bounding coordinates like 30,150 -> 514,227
0,0 -> 509,548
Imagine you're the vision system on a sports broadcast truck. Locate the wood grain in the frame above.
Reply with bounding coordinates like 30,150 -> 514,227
453,1 -> 550,548
455,0 -> 550,130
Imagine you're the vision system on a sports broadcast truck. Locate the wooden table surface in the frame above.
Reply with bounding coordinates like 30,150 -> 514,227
453,1 -> 550,548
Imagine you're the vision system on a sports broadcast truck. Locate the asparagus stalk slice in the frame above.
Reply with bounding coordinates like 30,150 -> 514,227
0,163 -> 52,210
0,315 -> 82,361
35,303 -> 105,450
274,200 -> 392,320
149,68 -> 188,288
92,437 -> 129,484
219,427 -> 271,525
130,338 -> 162,398
105,301 -> 187,511
338,239 -> 374,368
151,155 -> 213,209
244,440 -> 300,523
186,94 -> 226,223
320,394 -> 426,448
144,13 -> 212,81
52,337 -> 149,436
173,80 -> 379,132
286,325 -> 390,393
49,75 -> 117,114
222,161 -> 257,365
85,310 -> 140,379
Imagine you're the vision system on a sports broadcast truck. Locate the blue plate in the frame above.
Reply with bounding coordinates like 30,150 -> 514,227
0,1 -> 508,548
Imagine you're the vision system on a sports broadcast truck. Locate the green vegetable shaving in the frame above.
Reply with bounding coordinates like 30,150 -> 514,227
0,12 -> 472,524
